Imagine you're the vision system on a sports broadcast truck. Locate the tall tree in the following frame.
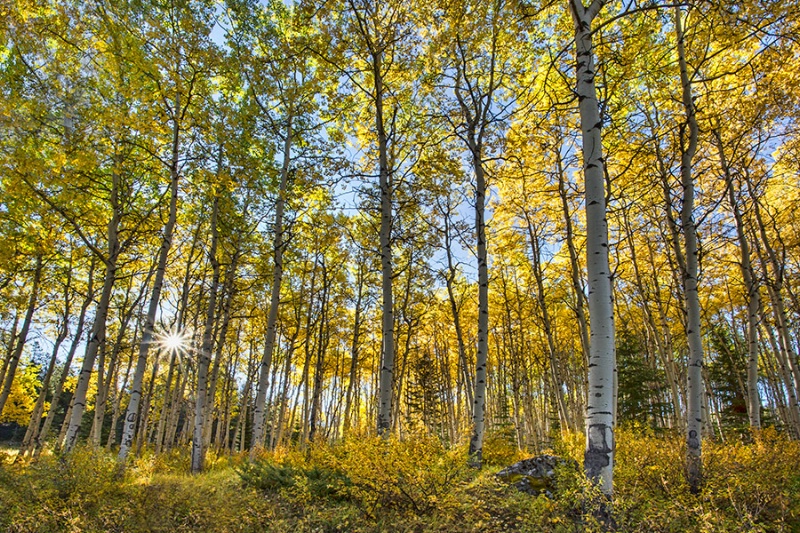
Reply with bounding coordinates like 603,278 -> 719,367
673,5 -> 704,494
117,0 -> 214,467
568,0 -> 616,496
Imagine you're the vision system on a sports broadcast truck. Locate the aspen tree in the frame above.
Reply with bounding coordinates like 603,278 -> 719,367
118,100 -> 182,466
568,0 -> 616,496
35,259 -> 95,455
192,189 -> 221,473
63,166 -> 122,453
714,128 -> 761,429
0,254 -> 43,419
19,261 -> 73,457
673,5 -> 704,494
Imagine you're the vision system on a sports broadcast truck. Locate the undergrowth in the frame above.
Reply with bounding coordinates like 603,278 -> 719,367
0,428 -> 798,532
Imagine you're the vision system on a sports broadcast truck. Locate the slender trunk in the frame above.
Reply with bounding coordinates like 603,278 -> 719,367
466,131 -> 489,466
89,342 -> 108,447
309,262 -> 331,443
0,255 -> 43,418
748,181 -> 800,424
443,206 -> 474,415
93,273 -> 148,448
64,165 -> 121,453
107,348 -> 133,450
0,314 -> 20,393
165,363 -> 188,449
154,349 -> 177,455
136,349 -> 161,456
234,343 -> 257,452
162,222 -> 202,452
273,332 -> 297,449
674,6 -> 704,494
715,129 -> 760,428
569,0 -> 615,496
215,352 -> 236,453
343,263 -> 365,434
192,193 -> 221,473
203,249 -> 239,449
374,48 -> 395,437
299,261 -> 318,447
119,114 -> 180,464
20,332 -> 63,456
525,211 -> 572,432
251,113 -> 292,456
35,265 -> 93,455
556,148 -> 590,369
392,251 -> 417,436
20,259 -> 70,457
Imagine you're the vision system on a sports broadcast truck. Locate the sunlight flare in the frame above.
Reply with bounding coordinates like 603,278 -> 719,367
157,329 -> 190,354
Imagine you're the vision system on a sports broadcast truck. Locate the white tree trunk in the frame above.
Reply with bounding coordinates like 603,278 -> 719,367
715,129 -> 760,428
0,255 -> 43,418
192,194 -> 220,473
468,139 -> 489,467
118,110 -> 181,466
64,168 -> 121,453
569,0 -> 616,497
251,113 -> 292,457
674,6 -> 704,494
374,49 -> 395,437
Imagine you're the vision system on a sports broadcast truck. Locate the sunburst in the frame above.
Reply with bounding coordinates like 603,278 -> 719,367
156,328 -> 191,356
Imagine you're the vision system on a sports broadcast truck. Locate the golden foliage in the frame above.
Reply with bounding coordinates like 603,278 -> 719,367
1,431 -> 798,532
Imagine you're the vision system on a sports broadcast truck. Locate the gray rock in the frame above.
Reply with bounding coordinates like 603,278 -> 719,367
496,455 -> 577,497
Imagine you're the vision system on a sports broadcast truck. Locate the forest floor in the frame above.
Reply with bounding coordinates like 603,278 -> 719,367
0,429 -> 798,532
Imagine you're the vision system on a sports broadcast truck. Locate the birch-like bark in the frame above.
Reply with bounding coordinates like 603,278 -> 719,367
569,0 -> 616,496
525,211 -> 573,432
154,349 -> 177,454
233,342 -> 256,452
118,104 -> 180,464
441,200 -> 474,414
343,262 -> 365,433
0,254 -> 43,419
0,315 -> 20,394
89,344 -> 108,447
136,349 -> 161,455
160,220 -> 202,452
20,330 -> 64,456
309,262 -> 331,443
107,347 -> 133,450
746,177 -> 800,423
203,247 -> 240,449
342,0 -> 396,436
20,258 -> 66,457
449,12 -> 501,467
674,6 -> 704,494
715,129 -> 760,428
374,47 -> 395,437
165,364 -> 188,449
94,274 -> 147,447
251,112 -> 292,457
466,134 -> 489,466
555,147 -> 590,368
216,351 -> 237,453
36,263 -> 94,454
64,167 -> 121,453
298,261 -> 318,446
192,193 -> 220,473
273,333 -> 297,449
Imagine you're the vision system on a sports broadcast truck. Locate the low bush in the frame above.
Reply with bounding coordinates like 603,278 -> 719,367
0,429 -> 798,532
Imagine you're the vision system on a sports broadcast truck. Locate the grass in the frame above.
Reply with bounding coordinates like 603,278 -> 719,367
0,428 -> 798,532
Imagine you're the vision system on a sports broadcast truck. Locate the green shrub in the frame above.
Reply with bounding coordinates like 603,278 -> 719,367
2,430 -> 799,532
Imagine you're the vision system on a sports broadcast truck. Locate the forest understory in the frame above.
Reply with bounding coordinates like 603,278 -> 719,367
3,0 -> 800,530
2,429 -> 799,533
